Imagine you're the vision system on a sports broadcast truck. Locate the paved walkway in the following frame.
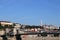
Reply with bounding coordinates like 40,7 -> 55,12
0,35 -> 60,40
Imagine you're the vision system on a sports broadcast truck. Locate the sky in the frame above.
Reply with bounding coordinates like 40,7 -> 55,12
0,0 -> 60,26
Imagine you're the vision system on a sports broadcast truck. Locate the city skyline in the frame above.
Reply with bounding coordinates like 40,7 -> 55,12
0,0 -> 60,26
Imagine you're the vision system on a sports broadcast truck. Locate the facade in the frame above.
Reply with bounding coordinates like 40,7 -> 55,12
42,25 -> 59,32
13,23 -> 21,35
0,21 -> 14,35
0,21 -> 13,27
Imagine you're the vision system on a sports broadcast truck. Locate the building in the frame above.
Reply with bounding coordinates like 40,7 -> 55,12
42,25 -> 59,32
0,21 -> 13,26
0,21 -> 60,40
0,21 -> 14,35
13,23 -> 21,35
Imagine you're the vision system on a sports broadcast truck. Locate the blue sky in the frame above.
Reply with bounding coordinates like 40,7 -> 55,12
0,0 -> 60,26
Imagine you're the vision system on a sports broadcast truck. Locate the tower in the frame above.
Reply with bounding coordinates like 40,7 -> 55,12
41,20 -> 43,26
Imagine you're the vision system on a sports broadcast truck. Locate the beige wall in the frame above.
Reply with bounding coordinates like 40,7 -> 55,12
0,30 -> 5,35
1,22 -> 13,25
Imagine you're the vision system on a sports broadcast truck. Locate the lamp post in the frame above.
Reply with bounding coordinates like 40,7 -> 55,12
16,28 -> 22,40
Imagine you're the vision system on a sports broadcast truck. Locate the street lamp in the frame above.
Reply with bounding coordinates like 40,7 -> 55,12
16,28 -> 22,40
